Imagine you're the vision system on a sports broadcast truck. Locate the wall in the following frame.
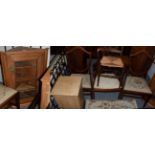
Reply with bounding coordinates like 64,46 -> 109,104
0,46 -> 51,82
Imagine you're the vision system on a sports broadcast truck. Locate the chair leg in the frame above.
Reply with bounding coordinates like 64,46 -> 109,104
143,95 -> 151,108
118,90 -> 123,99
97,76 -> 100,86
97,65 -> 101,86
15,92 -> 20,109
90,91 -> 95,99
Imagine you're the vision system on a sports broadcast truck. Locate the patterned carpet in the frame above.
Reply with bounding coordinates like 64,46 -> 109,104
84,92 -> 147,109
85,99 -> 137,109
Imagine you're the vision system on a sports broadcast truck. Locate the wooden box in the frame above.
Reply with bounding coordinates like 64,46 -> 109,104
51,75 -> 84,109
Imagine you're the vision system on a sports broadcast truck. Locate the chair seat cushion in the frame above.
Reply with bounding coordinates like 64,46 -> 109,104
94,74 -> 120,89
0,84 -> 17,105
100,56 -> 124,68
85,99 -> 137,109
72,73 -> 120,90
124,76 -> 152,94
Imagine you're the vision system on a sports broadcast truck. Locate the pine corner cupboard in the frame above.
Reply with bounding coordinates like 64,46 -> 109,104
0,47 -> 48,104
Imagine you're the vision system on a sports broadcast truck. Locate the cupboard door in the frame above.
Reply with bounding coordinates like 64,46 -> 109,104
1,48 -> 48,104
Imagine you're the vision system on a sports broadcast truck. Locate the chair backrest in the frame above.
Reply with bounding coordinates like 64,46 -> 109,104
40,54 -> 69,109
65,46 -> 92,73
97,47 -> 124,62
129,47 -> 154,77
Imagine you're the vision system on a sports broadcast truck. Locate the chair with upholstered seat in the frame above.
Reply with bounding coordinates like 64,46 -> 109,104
120,50 -> 155,108
65,46 -> 95,99
95,47 -> 127,95
141,73 -> 155,108
122,76 -> 152,107
0,52 -> 20,108
0,84 -> 20,109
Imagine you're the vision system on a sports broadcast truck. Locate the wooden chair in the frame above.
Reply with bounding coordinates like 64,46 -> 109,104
120,49 -> 155,108
129,47 -> 154,77
40,55 -> 74,109
95,46 -> 127,95
147,73 -> 155,108
99,46 -> 124,55
0,54 -> 19,109
65,46 -> 95,99
0,84 -> 20,109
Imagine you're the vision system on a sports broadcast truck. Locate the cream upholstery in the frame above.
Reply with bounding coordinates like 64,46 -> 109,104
0,84 -> 17,105
94,75 -> 120,89
124,76 -> 152,94
85,99 -> 137,109
72,73 -> 120,90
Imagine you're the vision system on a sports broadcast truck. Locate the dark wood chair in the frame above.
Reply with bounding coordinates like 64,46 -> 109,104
147,73 -> 155,108
120,48 -> 155,108
129,47 -> 154,77
94,47 -> 127,95
65,46 -> 95,99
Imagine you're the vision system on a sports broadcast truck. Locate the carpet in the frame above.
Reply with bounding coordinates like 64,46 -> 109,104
85,99 -> 137,109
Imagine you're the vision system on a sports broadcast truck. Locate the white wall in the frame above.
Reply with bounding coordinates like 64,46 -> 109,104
0,46 -> 51,82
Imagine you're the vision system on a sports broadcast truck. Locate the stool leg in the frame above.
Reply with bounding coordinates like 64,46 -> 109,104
15,92 -> 20,109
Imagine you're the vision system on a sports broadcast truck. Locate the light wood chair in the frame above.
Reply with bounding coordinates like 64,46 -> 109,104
40,55 -> 70,109
0,84 -> 20,109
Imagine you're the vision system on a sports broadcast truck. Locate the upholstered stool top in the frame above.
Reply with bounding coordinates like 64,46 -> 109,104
85,99 -> 137,109
124,76 -> 152,94
0,84 -> 18,105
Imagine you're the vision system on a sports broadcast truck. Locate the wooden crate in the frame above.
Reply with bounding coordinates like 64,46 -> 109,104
51,75 -> 84,109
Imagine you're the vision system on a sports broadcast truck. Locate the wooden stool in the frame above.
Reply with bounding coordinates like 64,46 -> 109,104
51,75 -> 84,109
0,84 -> 20,109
